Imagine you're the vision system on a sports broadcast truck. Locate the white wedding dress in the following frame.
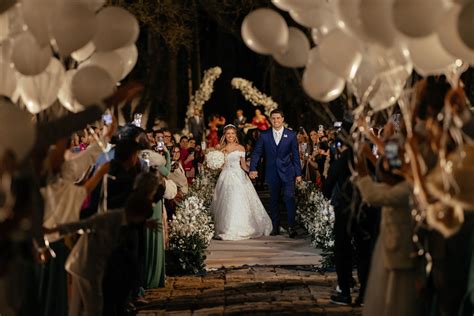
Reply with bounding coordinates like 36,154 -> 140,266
211,151 -> 272,240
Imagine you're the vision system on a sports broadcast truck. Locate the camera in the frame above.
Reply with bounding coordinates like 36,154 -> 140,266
384,141 -> 402,168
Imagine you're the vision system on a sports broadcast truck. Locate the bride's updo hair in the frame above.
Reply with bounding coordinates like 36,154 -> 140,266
220,124 -> 239,148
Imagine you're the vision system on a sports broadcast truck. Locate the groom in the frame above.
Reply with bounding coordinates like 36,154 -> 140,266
249,109 -> 302,238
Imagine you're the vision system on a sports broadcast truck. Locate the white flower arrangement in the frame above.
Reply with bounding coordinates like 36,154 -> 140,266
296,181 -> 335,268
185,66 -> 222,120
231,77 -> 279,117
167,165 -> 220,274
205,150 -> 225,170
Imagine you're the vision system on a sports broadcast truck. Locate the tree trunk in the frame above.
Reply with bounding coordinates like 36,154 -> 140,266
168,50 -> 179,129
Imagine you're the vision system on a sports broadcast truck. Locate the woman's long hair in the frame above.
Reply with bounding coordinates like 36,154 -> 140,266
219,124 -> 239,149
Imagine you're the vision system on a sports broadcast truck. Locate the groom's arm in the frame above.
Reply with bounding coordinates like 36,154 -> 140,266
249,134 -> 264,172
290,133 -> 302,178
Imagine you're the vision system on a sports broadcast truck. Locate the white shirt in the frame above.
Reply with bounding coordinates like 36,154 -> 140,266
194,116 -> 200,124
273,128 -> 283,145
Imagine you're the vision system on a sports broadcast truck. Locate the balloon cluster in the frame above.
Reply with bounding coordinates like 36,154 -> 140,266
241,0 -> 473,110
0,0 -> 139,113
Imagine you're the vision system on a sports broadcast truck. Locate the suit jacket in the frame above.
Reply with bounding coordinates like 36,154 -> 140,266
356,176 -> 415,270
234,116 -> 247,127
187,116 -> 206,140
249,128 -> 302,183
61,209 -> 125,279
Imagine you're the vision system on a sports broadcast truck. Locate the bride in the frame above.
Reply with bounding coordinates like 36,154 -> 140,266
211,124 -> 272,240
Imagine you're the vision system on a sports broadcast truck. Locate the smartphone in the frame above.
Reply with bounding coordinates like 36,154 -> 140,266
334,121 -> 342,128
102,113 -> 112,125
132,113 -> 142,127
156,141 -> 164,151
318,125 -> 324,132
385,141 -> 402,168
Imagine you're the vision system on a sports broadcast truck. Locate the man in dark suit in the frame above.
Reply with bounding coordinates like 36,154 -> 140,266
234,109 -> 247,143
249,109 -> 302,238
187,108 -> 206,145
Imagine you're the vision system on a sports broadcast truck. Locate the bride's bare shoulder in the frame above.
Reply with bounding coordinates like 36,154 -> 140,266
238,145 -> 246,152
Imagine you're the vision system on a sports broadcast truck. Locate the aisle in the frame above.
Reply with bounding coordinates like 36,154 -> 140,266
205,235 -> 322,268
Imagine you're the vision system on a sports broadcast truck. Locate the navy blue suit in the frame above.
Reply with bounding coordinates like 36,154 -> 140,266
249,128 -> 302,228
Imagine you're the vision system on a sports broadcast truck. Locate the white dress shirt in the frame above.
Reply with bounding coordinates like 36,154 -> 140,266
273,128 -> 283,145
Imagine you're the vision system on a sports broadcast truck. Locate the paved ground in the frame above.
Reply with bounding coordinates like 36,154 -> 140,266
137,266 -> 362,315
206,235 -> 322,268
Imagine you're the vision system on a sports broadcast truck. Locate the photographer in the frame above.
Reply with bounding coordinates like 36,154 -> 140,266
355,139 -> 422,316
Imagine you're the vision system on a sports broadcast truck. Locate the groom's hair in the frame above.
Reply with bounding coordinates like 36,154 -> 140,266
270,109 -> 284,117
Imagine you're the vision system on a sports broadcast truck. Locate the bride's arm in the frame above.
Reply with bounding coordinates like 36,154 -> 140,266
239,147 -> 249,172
240,156 -> 249,173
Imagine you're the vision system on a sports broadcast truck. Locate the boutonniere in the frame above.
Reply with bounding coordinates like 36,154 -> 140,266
283,134 -> 288,138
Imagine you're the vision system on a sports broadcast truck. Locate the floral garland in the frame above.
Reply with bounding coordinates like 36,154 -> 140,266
231,77 -> 279,117
185,66 -> 222,121
167,165 -> 219,274
296,181 -> 335,269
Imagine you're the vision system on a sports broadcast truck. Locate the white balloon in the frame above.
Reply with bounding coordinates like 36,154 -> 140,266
273,27 -> 310,68
93,6 -> 139,52
359,0 -> 398,47
51,2 -> 97,57
71,66 -> 115,106
0,61 -> 17,98
21,0 -> 56,47
303,47 -> 345,102
290,6 -> 337,29
81,51 -> 125,82
0,98 -> 36,163
393,0 -> 447,38
438,4 -> 474,65
458,1 -> 474,50
114,44 -> 138,80
336,0 -> 370,41
241,8 -> 289,55
71,41 -> 95,62
58,70 -> 85,113
273,0 -> 334,11
319,28 -> 363,80
407,34 -> 458,76
11,32 -> 52,76
350,44 -> 412,110
19,58 -> 65,114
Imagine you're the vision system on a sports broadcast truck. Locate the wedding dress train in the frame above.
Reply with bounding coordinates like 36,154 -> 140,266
211,151 -> 272,240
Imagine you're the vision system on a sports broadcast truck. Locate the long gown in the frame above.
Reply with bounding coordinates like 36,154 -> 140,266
211,151 -> 272,240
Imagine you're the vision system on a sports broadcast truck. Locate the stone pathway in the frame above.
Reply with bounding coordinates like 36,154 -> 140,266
206,235 -> 322,268
137,266 -> 362,315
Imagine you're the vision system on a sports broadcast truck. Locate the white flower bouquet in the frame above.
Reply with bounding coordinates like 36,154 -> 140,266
296,181 -> 335,269
205,150 -> 225,170
167,164 -> 219,274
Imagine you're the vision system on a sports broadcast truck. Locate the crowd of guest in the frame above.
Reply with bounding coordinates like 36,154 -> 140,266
1,75 -> 474,316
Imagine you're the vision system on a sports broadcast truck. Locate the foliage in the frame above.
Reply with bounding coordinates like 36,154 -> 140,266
231,77 -> 279,117
167,165 -> 219,274
296,181 -> 335,270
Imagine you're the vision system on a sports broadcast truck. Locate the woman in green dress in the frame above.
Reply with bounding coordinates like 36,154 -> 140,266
145,147 -> 171,288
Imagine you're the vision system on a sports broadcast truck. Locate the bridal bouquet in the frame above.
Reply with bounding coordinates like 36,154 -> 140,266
205,150 -> 225,170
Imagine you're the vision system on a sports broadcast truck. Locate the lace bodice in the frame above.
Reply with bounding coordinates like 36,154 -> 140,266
223,151 -> 245,170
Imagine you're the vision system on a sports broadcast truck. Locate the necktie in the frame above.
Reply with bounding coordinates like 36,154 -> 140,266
275,131 -> 281,145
